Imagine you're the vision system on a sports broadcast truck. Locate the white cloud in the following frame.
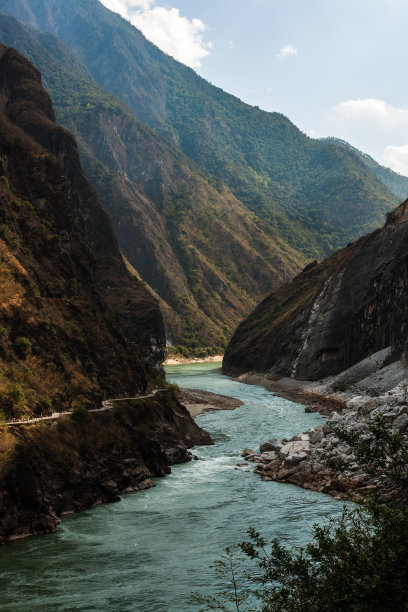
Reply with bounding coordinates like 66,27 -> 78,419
383,145 -> 408,176
277,44 -> 298,59
331,98 -> 408,132
100,0 -> 212,68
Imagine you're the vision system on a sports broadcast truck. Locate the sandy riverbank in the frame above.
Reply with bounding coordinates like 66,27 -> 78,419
178,388 -> 242,417
164,355 -> 223,366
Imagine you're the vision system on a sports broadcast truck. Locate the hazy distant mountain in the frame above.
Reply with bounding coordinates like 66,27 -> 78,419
321,137 -> 408,202
0,0 -> 400,261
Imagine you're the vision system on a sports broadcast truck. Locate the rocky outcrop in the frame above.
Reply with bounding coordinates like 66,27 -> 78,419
224,198 -> 408,379
0,391 -> 212,543
243,351 -> 408,500
178,388 -> 242,417
0,45 -> 212,542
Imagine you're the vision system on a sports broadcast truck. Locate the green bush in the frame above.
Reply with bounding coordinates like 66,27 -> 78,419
70,406 -> 91,426
14,336 -> 32,359
7,383 -> 24,405
23,200 -> 35,215
197,416 -> 408,611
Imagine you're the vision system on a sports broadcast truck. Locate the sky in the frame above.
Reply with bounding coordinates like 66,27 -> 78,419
100,0 -> 408,176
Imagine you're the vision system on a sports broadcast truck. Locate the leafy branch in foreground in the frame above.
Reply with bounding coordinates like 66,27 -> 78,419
193,546 -> 252,612
196,416 -> 408,611
329,414 -> 408,488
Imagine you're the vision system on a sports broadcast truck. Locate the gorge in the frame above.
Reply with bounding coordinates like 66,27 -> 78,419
0,1 -> 407,609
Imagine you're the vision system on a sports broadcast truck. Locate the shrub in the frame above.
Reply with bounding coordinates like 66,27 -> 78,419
70,406 -> 91,426
7,383 -> 24,405
23,200 -> 35,215
14,337 -> 32,359
197,416 -> 408,611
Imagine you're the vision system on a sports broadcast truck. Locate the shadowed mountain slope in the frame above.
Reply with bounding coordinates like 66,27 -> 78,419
0,0 -> 400,261
0,12 -> 303,348
0,42 -> 166,419
0,43 -> 212,544
224,200 -> 408,379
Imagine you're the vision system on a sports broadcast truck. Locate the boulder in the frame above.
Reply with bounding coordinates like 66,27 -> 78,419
309,431 -> 324,444
259,439 -> 279,453
393,414 -> 408,432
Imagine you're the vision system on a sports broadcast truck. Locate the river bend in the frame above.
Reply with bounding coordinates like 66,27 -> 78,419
0,363 -> 343,611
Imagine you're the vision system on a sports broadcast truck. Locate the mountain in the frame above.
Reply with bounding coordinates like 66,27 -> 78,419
223,199 -> 408,379
0,44 -> 210,542
321,137 -> 408,202
0,0 -> 400,262
0,12 -> 303,348
0,42 -> 165,417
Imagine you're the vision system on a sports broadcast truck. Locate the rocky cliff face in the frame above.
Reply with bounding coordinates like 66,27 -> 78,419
0,391 -> 211,544
224,199 -> 408,379
0,43 -> 165,419
0,44 -> 211,542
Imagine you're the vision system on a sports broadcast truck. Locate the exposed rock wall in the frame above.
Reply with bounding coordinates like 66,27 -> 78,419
224,199 -> 408,379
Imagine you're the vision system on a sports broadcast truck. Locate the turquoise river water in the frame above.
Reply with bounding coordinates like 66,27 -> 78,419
0,363 -> 344,611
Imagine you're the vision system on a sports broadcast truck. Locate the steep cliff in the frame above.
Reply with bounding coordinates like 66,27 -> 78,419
0,391 -> 210,543
0,13 -> 303,348
0,43 -> 165,418
0,44 -> 210,542
224,200 -> 408,379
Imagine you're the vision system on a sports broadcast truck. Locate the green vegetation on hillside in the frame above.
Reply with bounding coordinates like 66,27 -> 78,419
322,137 -> 408,202
0,12 -> 304,348
3,0 -> 399,260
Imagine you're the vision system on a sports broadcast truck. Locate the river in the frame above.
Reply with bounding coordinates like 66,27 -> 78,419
0,363 -> 344,611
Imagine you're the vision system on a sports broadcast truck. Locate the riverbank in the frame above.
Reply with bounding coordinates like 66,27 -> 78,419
235,372 -> 346,416
164,354 -> 223,365
0,362 -> 342,610
238,349 -> 408,500
178,388 -> 242,417
0,390 -> 211,544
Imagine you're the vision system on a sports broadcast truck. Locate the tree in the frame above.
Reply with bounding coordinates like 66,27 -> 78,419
196,416 -> 408,612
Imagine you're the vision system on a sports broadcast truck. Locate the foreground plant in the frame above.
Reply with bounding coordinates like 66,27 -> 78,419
196,416 -> 408,611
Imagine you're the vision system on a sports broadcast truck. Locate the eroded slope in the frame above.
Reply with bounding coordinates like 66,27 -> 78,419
224,200 -> 408,379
